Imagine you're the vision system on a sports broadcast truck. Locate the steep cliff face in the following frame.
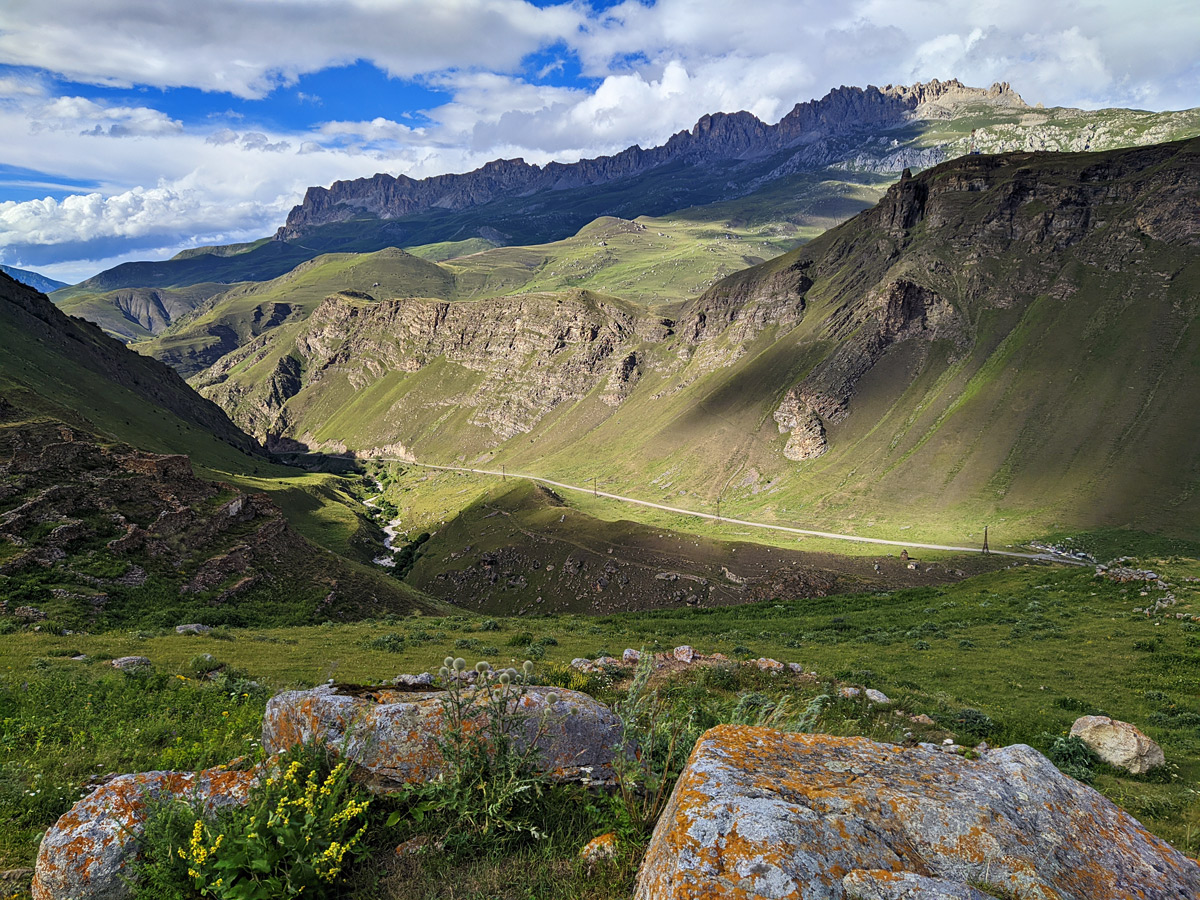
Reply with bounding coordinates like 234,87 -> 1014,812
197,290 -> 657,448
276,80 -> 1022,240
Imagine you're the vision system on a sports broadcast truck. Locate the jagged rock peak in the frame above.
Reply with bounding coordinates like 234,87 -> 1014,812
274,80 -> 1027,241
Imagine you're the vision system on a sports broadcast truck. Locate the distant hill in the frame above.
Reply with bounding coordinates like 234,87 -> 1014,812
0,264 -> 67,293
196,137 -> 1200,542
54,80 -> 1200,342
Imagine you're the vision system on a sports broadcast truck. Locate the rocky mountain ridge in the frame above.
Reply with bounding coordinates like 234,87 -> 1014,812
276,80 -> 1025,240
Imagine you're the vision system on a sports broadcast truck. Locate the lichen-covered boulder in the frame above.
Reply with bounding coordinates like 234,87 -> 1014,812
33,764 -> 257,900
262,683 -> 626,789
635,725 -> 1200,900
1070,714 -> 1165,774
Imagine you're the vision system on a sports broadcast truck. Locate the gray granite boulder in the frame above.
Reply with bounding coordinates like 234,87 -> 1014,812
262,682 -> 626,789
33,764 -> 257,900
635,725 -> 1200,900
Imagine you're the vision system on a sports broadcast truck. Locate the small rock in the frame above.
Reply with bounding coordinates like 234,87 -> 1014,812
393,673 -> 434,687
174,623 -> 211,635
593,656 -> 622,669
394,835 -> 442,857
754,658 -> 784,673
580,832 -> 618,864
839,686 -> 862,698
673,645 -> 696,663
109,656 -> 151,672
787,662 -> 805,675
910,714 -> 935,725
622,648 -> 641,664
1070,715 -> 1165,774
864,688 -> 890,705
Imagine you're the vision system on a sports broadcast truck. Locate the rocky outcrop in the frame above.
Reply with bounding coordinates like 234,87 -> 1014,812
261,682 -> 626,788
200,290 -> 646,443
636,726 -> 1200,900
0,412 -> 425,626
32,764 -> 258,900
1070,715 -> 1166,774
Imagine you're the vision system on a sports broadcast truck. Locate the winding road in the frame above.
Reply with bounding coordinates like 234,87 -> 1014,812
305,453 -> 1088,566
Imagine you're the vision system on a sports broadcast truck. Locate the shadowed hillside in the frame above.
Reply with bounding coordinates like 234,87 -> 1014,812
201,138 -> 1200,543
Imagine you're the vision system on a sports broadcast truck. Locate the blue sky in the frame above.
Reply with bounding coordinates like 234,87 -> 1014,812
1,0 -> 1198,283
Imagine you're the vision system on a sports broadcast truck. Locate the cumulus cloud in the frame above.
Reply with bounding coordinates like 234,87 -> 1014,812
2,0 -> 1199,281
0,0 -> 582,98
32,96 -> 183,136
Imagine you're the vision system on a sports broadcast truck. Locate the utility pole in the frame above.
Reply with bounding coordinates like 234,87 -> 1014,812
982,525 -> 990,555
501,465 -> 506,482
592,476 -> 597,496
716,494 -> 722,521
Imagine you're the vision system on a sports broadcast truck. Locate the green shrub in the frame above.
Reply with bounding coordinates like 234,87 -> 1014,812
135,744 -> 371,900
360,633 -> 405,654
1043,733 -> 1097,783
386,657 -> 555,847
943,707 -> 996,741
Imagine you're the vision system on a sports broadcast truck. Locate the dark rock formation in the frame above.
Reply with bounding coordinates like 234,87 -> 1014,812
275,81 -> 1025,240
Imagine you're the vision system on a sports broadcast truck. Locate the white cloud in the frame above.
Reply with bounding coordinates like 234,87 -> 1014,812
32,96 -> 183,136
0,0 -> 582,99
2,0 -> 1199,281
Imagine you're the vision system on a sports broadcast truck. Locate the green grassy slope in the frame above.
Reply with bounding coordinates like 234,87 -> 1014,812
229,139 -> 1200,546
140,248 -> 457,375
54,282 -> 239,342
512,139 -> 1200,542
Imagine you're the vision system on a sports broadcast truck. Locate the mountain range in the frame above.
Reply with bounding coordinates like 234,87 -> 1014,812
196,136 -> 1200,542
51,79 -> 1200,346
0,264 -> 67,294
3,79 -> 1198,624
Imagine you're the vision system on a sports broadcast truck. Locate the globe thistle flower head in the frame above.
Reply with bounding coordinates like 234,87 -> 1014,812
453,657 -> 467,672
475,660 -> 490,674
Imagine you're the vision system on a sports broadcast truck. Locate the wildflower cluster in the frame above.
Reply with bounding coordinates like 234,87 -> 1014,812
163,747 -> 371,900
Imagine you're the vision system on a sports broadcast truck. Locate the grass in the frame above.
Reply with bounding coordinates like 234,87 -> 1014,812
2,548 -> 1198,882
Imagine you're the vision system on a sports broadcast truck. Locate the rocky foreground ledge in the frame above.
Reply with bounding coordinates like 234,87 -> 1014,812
635,725 -> 1200,900
32,685 -> 1199,900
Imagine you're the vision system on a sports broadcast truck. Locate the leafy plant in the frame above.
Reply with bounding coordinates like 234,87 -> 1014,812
607,653 -> 692,837
386,657 -> 557,847
1042,732 -> 1098,783
135,744 -> 371,900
